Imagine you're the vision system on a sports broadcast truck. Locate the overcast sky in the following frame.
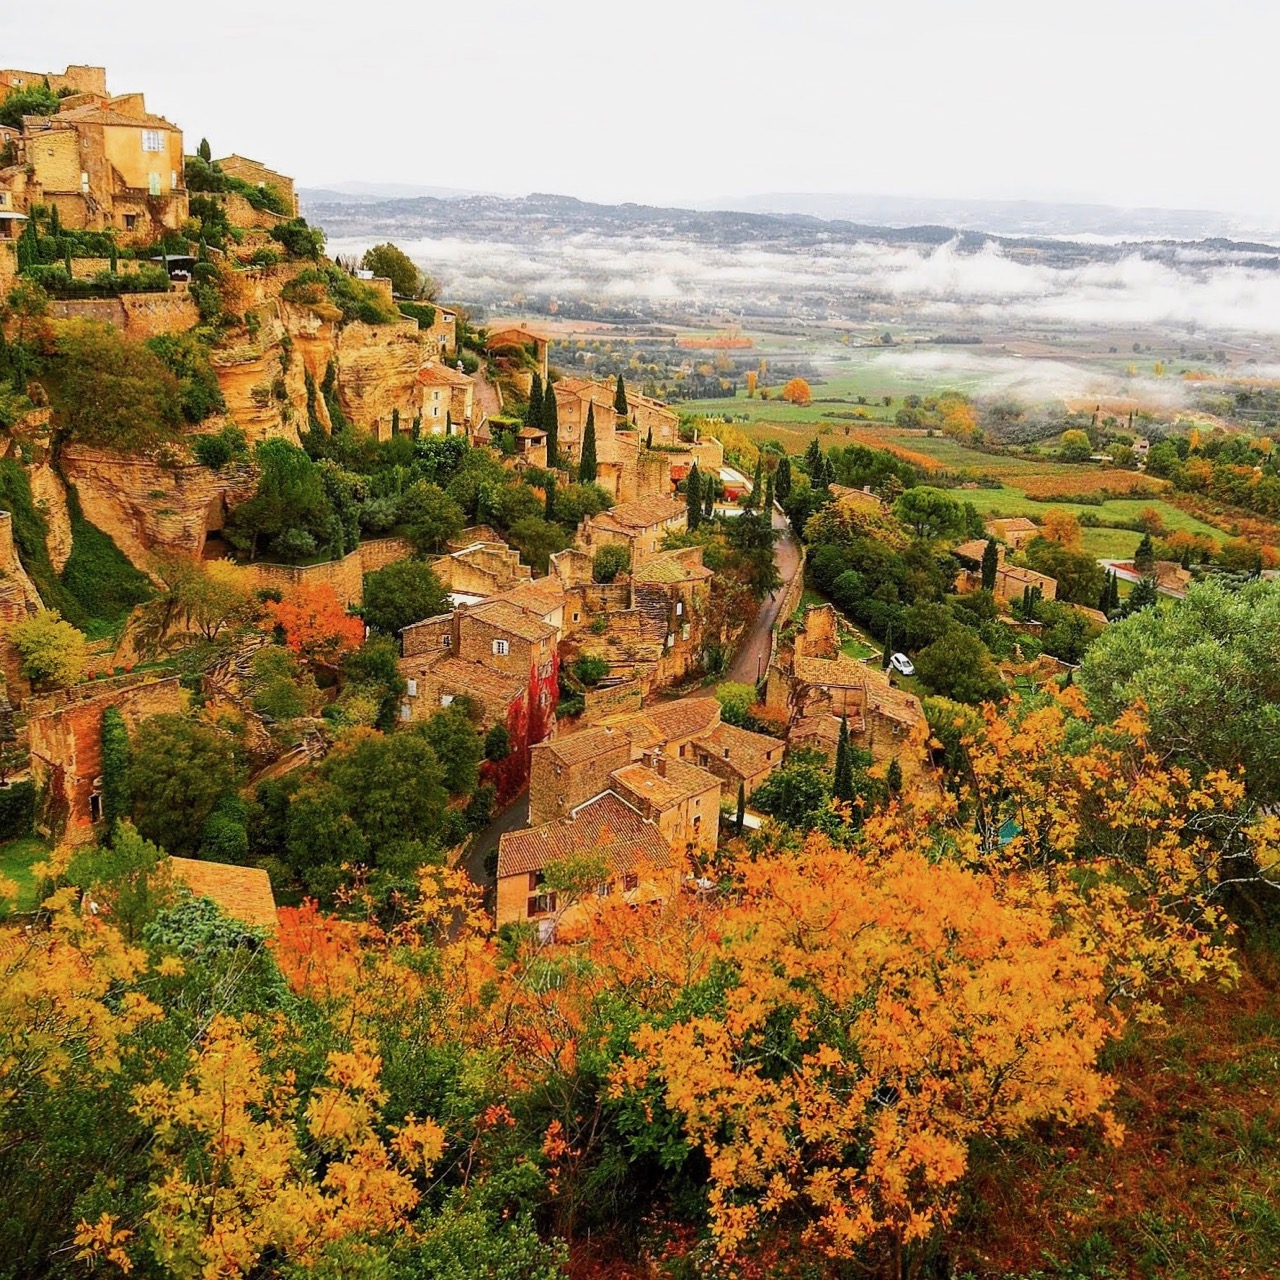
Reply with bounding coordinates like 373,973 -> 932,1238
5,0 -> 1279,215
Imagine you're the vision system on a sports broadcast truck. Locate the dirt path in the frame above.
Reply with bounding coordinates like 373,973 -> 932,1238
471,361 -> 502,421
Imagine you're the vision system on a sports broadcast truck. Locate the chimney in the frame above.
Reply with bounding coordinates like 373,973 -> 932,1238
657,756 -> 667,778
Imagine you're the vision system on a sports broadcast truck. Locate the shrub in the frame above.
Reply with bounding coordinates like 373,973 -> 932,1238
8,610 -> 88,689
398,300 -> 437,328
192,424 -> 248,470
268,218 -> 325,261
0,781 -> 35,842
572,654 -> 610,686
145,333 -> 226,423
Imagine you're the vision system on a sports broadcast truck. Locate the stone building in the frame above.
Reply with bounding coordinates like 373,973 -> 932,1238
529,724 -> 635,826
952,540 -> 1058,604
766,605 -> 931,788
485,323 -> 550,381
169,857 -> 278,932
610,752 -> 720,859
417,362 -> 474,433
431,537 -> 531,601
0,65 -> 108,98
983,517 -> 1041,550
576,495 -> 687,567
2,89 -> 188,242
212,154 -> 298,217
690,721 -> 784,798
495,789 -> 676,931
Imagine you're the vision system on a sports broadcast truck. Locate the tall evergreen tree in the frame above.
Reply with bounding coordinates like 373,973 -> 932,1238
882,626 -> 894,670
525,372 -> 544,431
764,473 -> 775,514
198,137 -> 212,162
704,481 -> 714,519
751,457 -> 763,509
544,473 -> 556,521
614,373 -> 628,415
736,779 -> 746,833
833,715 -> 854,802
646,425 -> 653,449
686,463 -> 702,531
543,380 -> 558,465
1134,532 -> 1155,573
579,403 -> 598,483
886,758 -> 902,796
981,537 -> 999,591
804,437 -> 823,476
1126,576 -> 1159,614
776,456 -> 792,500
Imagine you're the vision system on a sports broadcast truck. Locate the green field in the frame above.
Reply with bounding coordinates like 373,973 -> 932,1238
0,836 -> 49,915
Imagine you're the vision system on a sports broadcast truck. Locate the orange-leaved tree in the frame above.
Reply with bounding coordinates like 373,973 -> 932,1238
780,377 -> 812,406
265,583 -> 364,666
1040,506 -> 1083,549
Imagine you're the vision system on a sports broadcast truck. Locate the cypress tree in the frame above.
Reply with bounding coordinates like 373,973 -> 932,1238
543,380 -> 558,465
49,204 -> 60,238
526,372 -> 544,431
981,537 -> 999,591
686,463 -> 702,531
198,137 -> 212,162
736,780 -> 746,834
63,240 -> 72,277
776,456 -> 792,500
833,715 -> 854,802
1097,574 -> 1112,615
412,413 -> 422,440
764,473 -> 774,514
100,706 -> 132,841
886,758 -> 902,796
391,408 -> 400,436
646,425 -> 653,449
580,403 -> 597,482
704,480 -> 714,519
614,373 -> 628,415
1134,532 -> 1155,573
544,473 -> 556,521
750,457 -> 763,509
882,627 -> 894,670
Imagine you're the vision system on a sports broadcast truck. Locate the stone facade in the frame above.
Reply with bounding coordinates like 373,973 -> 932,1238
213,154 -> 299,217
46,290 -> 201,340
431,540 -> 531,599
246,538 -> 412,608
529,725 -> 635,826
27,673 -> 187,844
575,495 -> 688,567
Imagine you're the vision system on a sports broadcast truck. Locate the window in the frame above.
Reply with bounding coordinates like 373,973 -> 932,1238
432,406 -> 440,417
142,129 -> 164,152
399,702 -> 411,721
622,874 -> 639,893
123,214 -> 137,231
572,612 -> 580,623
406,678 -> 418,697
676,601 -> 683,616
89,792 -> 103,823
527,871 -> 541,891
441,633 -> 451,648
492,639 -> 509,656
80,172 -> 89,193
148,172 -> 161,196
440,694 -> 454,707
527,891 -> 557,917
681,624 -> 690,641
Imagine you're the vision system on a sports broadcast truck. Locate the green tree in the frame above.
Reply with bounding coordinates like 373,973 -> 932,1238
362,559 -> 448,636
736,779 -> 746,833
398,481 -> 465,555
914,628 -> 1004,704
422,704 -> 483,796
833,714 -> 854,801
1022,538 -> 1107,607
981,537 -> 999,591
543,472 -> 556,521
55,322 -> 183,453
508,515 -> 570,574
0,85 -> 59,130
360,243 -> 429,298
686,462 -> 702,531
100,706 -> 132,838
1124,576 -> 1159,614
126,714 -> 244,855
484,722 -> 512,763
8,610 -> 87,689
614,373 -> 628,415
593,544 -> 630,584
579,404 -> 598,483
752,755 -> 831,828
892,486 -> 962,541
526,372 -> 543,432
543,379 -> 559,465
1059,428 -> 1093,462
1134,532 -> 1155,573
197,137 -> 212,162
224,439 -> 332,561
65,822 -> 170,943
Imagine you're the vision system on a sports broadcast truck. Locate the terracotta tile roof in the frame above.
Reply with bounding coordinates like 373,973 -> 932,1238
793,655 -> 874,690
464,599 -> 557,642
985,517 -> 1039,534
418,363 -> 473,386
953,539 -> 993,562
517,426 -> 546,439
611,758 -> 721,810
632,551 -> 713,584
828,484 -> 884,509
541,724 -> 632,766
790,713 -> 846,745
692,722 -> 782,777
860,666 -> 926,729
589,495 -> 686,534
998,564 -> 1056,591
600,696 -> 721,749
169,857 -> 277,932
486,324 -> 550,345
408,655 -> 526,707
53,103 -> 178,130
492,577 -> 565,616
498,790 -> 669,879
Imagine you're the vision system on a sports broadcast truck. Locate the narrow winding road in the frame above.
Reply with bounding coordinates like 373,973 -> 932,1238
461,507 -> 803,890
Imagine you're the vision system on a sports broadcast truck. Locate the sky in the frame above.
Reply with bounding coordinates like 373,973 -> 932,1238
6,0 -> 1280,216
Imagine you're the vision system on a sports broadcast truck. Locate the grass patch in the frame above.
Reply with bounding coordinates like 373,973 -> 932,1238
60,484 -> 153,623
0,835 -> 50,915
0,459 -> 85,623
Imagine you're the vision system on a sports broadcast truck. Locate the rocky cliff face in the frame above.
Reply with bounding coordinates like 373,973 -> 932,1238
210,272 -> 427,446
60,445 -> 258,571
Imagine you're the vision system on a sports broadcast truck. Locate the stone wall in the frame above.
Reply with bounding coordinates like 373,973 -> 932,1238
0,509 -> 43,612
580,679 -> 643,724
27,673 -> 188,844
246,538 -> 413,608
47,289 -> 201,340
334,318 -> 426,442
61,444 -> 258,569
